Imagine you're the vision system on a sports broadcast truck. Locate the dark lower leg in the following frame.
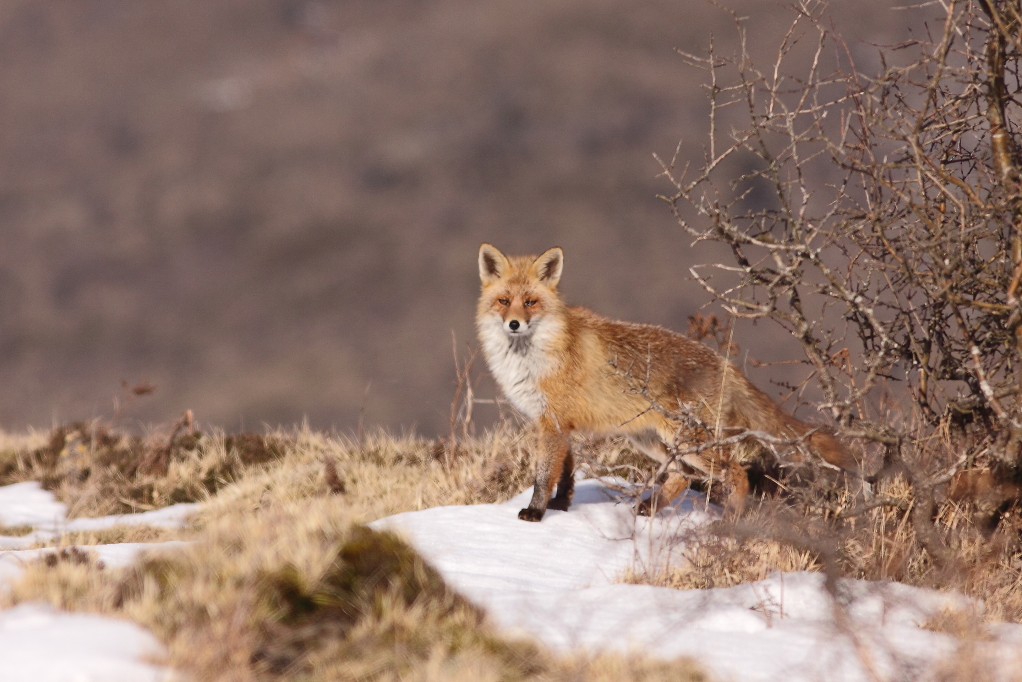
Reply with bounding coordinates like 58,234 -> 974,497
638,471 -> 689,516
520,473 -> 558,521
547,450 -> 574,511
519,426 -> 570,522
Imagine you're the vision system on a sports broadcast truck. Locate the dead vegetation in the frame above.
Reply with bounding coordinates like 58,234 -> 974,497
0,409 -> 538,527
3,490 -> 708,682
29,526 -> 174,549
624,464 -> 1022,618
614,0 -> 1022,643
0,417 -> 292,517
0,524 -> 34,537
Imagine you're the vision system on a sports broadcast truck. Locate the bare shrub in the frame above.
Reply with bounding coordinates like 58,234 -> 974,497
627,0 -> 1022,622
661,0 -> 1021,449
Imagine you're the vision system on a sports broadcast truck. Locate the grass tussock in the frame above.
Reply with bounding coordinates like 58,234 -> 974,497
623,437 -> 1022,626
620,532 -> 821,591
197,423 -> 540,528
30,525 -> 174,548
0,419 -> 293,517
3,497 -> 707,682
0,419 -> 543,522
0,418 -> 708,679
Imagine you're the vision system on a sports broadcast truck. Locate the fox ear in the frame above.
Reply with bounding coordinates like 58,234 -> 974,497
532,247 -> 563,288
478,243 -> 509,285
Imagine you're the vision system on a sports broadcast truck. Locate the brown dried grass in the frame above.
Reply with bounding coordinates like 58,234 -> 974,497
624,464 -> 1022,625
7,412 -> 1022,679
3,495 -> 708,682
1,420 -> 708,680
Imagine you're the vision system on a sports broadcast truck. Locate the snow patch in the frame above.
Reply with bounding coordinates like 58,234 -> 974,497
0,481 -> 197,550
0,602 -> 173,682
0,482 -> 68,528
374,477 -> 1022,682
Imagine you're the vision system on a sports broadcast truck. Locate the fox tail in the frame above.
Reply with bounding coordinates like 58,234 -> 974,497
726,370 -> 859,474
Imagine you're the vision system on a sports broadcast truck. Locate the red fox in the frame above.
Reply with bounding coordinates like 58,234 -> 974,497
476,243 -> 859,522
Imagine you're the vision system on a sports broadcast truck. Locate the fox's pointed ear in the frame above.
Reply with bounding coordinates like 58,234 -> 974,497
532,247 -> 563,288
478,243 -> 509,285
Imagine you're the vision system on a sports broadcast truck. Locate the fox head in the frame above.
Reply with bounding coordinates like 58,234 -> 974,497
476,244 -> 564,341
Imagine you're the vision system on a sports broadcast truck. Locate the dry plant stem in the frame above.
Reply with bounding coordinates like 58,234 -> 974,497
448,335 -> 481,453
979,0 -> 1022,458
142,409 -> 195,476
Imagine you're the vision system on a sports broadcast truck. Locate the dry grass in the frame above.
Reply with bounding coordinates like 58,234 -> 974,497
7,418 -> 1022,627
0,419 -> 708,681
0,419 -> 542,521
195,423 -> 540,528
11,418 -> 1021,628
3,495 -> 707,682
29,525 -> 175,548
7,414 -> 1022,678
0,428 -> 48,482
620,532 -> 821,591
0,428 -> 48,453
0,420 -> 298,517
617,460 -> 1022,681
0,416 -> 637,526
623,466 -> 1022,624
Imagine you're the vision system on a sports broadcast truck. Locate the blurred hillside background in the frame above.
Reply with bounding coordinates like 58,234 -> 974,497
0,0 -> 930,434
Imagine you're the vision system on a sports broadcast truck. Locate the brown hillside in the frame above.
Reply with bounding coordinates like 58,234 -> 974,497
0,0 -> 923,433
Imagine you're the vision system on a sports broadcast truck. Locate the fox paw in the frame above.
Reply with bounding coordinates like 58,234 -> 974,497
518,508 -> 545,522
547,497 -> 570,512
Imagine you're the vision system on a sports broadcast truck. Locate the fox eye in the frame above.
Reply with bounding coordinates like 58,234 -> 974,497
524,299 -> 537,307
497,298 -> 510,306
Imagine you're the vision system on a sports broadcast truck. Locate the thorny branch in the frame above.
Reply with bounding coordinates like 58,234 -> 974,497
656,0 -> 1022,563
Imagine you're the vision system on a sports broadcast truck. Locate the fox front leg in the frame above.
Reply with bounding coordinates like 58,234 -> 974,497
519,425 -> 572,522
547,448 -> 574,512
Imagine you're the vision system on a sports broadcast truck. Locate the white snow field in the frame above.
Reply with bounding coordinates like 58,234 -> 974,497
2,477 -> 1022,681
373,478 -> 1022,682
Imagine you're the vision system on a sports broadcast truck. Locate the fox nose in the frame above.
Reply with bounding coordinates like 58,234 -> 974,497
508,320 -> 520,331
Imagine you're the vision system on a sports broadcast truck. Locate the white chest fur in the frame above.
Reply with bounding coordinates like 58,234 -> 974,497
477,315 -> 562,421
